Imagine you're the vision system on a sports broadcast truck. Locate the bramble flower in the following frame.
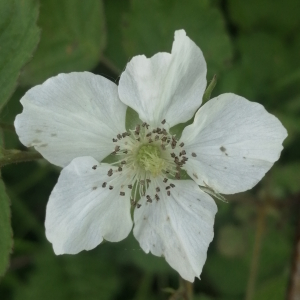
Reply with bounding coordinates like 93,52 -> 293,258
14,30 -> 287,281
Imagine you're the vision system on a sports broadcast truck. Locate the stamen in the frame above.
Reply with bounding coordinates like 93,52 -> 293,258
156,187 -> 160,192
112,138 -> 118,142
128,184 -> 133,189
146,195 -> 152,203
120,192 -> 125,196
102,182 -> 107,188
118,166 -> 122,171
170,183 -> 175,188
167,191 -> 171,196
155,194 -> 160,201
163,178 -> 168,183
107,169 -> 113,176
161,119 -> 166,124
92,165 -> 97,170
117,134 -> 122,140
192,152 -> 197,157
109,185 -> 113,190
179,142 -> 184,147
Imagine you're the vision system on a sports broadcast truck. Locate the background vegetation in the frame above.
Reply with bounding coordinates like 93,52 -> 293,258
0,0 -> 300,299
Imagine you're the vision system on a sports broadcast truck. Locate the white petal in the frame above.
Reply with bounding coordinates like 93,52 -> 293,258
45,156 -> 132,255
181,93 -> 288,194
15,72 -> 127,167
118,29 -> 207,127
133,179 -> 217,282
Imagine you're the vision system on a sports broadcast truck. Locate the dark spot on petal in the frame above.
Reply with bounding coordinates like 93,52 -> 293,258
224,167 -> 227,169
166,216 -> 170,221
92,186 -> 97,190
51,133 -> 57,137
36,129 -> 43,133
220,146 -> 226,152
40,143 -> 48,147
243,157 -> 246,159
32,139 -> 41,143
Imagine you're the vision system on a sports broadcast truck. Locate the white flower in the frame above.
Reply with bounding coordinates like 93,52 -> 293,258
14,30 -> 287,282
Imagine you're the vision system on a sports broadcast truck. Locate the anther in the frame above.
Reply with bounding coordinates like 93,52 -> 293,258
192,152 -> 197,157
155,194 -> 160,201
167,191 -> 171,196
163,178 -> 168,183
109,185 -> 113,190
123,150 -> 128,154
117,134 -> 122,140
166,186 -> 170,190
152,129 -> 157,133
102,182 -> 107,188
161,144 -> 166,150
170,183 -> 175,188
121,160 -> 126,164
92,165 -> 97,170
122,132 -> 128,138
136,204 -> 142,208
162,129 -> 167,135
118,166 -> 122,172
115,145 -> 120,152
155,135 -> 159,141
161,136 -> 167,142
146,179 -> 151,183
128,184 -> 133,189
146,195 -> 152,203
146,132 -> 152,137
156,187 -> 160,192
171,153 -> 176,158
179,142 -> 184,147
175,173 -> 180,179
112,138 -> 118,142
120,192 -> 125,196
107,169 -> 113,176
142,122 -> 147,127
135,125 -> 140,135
148,138 -> 153,143
161,119 -> 166,124
156,128 -> 162,134
181,150 -> 186,155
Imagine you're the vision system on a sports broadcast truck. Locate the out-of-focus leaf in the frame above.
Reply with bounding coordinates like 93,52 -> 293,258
20,0 -> 106,86
0,179 -> 13,277
254,275 -> 287,300
269,162 -> 300,198
103,0 -> 130,70
0,0 -> 40,110
14,246 -> 118,300
123,0 -> 233,78
217,225 -> 247,257
227,0 -> 300,36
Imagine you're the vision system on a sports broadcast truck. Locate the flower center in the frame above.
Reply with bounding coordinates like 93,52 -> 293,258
136,144 -> 166,177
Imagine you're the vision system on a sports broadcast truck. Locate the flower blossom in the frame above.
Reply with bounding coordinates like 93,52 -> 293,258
14,30 -> 287,281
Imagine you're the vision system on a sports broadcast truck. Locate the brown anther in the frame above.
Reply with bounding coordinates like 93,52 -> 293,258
156,187 -> 160,192
155,194 -> 160,201
171,153 -> 176,158
175,172 -> 180,179
182,156 -> 188,161
181,150 -> 186,155
148,138 -> 153,143
112,138 -> 118,142
167,191 -> 171,196
117,134 -> 122,140
142,122 -> 147,127
92,165 -> 97,170
109,185 -> 113,190
161,119 -> 166,124
111,151 -> 117,155
162,129 -> 168,135
156,128 -> 162,134
123,150 -> 128,154
107,169 -> 113,176
102,182 -> 107,188
146,195 -> 152,203
115,145 -> 120,152
192,152 -> 197,157
118,166 -> 122,172
171,141 -> 177,149
146,179 -> 151,183
120,192 -> 125,196
152,129 -> 157,133
161,136 -> 167,142
166,186 -> 170,190
179,142 -> 184,147
155,135 -> 159,141
128,184 -> 133,189
122,132 -> 127,138
121,160 -> 126,164
163,178 -> 168,183
136,204 -> 141,208
161,144 -> 166,150
170,183 -> 175,188
146,132 -> 152,137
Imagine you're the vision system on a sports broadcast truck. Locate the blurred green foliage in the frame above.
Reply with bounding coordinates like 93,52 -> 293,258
0,0 -> 300,299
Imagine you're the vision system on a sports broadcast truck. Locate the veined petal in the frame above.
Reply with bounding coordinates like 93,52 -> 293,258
15,72 -> 127,167
133,179 -> 217,282
180,93 -> 288,194
45,156 -> 133,255
118,29 -> 207,128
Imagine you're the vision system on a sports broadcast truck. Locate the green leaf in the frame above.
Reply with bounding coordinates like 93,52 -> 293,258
20,0 -> 106,86
0,0 -> 40,110
0,178 -> 13,277
123,0 -> 233,78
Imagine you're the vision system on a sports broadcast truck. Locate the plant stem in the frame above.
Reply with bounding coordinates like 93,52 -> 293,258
0,150 -> 43,168
202,74 -> 217,104
100,56 -> 122,76
245,205 -> 266,300
169,276 -> 193,300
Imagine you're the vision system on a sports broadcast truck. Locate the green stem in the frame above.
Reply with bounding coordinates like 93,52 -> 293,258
100,56 -> 121,75
0,150 -> 43,168
202,74 -> 217,104
245,206 -> 266,300
168,276 -> 193,300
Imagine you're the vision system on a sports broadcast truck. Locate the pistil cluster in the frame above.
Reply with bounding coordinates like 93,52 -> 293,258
98,119 -> 193,208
